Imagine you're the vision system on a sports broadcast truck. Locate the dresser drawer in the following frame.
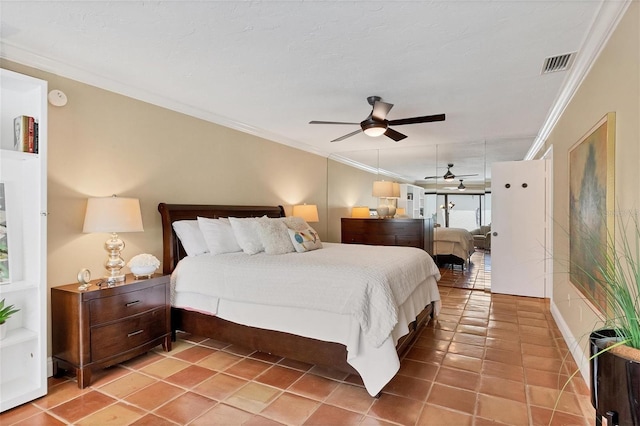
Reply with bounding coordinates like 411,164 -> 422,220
90,284 -> 166,325
91,308 -> 166,361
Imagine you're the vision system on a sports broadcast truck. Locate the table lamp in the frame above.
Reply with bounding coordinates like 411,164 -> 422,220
83,195 -> 144,282
292,204 -> 319,223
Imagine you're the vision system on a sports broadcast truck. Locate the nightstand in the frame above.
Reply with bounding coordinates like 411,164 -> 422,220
51,274 -> 171,388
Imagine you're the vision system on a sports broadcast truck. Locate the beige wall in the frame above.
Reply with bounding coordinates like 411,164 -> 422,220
1,60 -> 330,356
542,2 -> 639,372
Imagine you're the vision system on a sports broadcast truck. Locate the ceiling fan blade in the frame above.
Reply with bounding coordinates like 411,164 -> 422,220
388,113 -> 446,126
455,174 -> 479,178
384,127 -> 407,142
331,129 -> 363,142
372,101 -> 394,121
309,120 -> 359,125
423,175 -> 439,179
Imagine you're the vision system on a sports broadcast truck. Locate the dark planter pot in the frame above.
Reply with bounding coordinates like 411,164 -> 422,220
590,330 -> 640,426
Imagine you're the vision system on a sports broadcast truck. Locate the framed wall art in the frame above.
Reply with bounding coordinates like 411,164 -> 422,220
568,112 -> 615,311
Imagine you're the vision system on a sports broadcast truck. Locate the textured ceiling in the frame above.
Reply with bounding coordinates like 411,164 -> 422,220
0,1 -> 626,184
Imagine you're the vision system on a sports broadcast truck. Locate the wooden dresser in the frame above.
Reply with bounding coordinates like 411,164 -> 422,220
341,217 -> 433,255
51,274 -> 171,388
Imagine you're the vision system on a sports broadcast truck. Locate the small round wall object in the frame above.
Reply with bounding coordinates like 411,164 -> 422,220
48,89 -> 68,107
77,268 -> 91,290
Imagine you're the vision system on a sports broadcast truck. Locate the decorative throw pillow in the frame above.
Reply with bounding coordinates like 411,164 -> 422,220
172,220 -> 209,256
256,218 -> 296,255
197,217 -> 242,255
228,216 -> 266,255
288,226 -> 323,253
281,216 -> 308,231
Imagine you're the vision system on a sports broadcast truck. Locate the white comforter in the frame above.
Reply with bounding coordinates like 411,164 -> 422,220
171,242 -> 440,349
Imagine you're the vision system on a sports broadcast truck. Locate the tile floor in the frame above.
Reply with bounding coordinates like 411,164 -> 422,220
1,252 -> 595,425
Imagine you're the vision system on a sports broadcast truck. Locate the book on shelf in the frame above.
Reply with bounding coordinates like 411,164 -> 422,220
13,115 -> 37,153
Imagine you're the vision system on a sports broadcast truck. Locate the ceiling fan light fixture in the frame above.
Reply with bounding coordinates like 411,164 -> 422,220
443,171 -> 455,181
458,180 -> 466,191
361,119 -> 387,137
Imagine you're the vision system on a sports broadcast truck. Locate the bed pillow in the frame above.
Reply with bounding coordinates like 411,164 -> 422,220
172,220 -> 209,256
197,217 -> 242,255
282,216 -> 308,231
256,217 -> 296,255
288,226 -> 323,253
228,216 -> 266,255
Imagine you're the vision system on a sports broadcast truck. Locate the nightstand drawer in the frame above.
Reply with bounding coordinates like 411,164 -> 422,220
91,308 -> 167,361
90,284 -> 166,324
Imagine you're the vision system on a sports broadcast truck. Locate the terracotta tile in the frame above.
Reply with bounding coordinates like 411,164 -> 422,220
303,403 -> 363,425
260,392 -> 319,424
417,404 -> 473,426
448,341 -> 486,358
308,365 -> 349,381
32,381 -> 90,409
434,366 -> 480,392
226,382 -> 281,413
527,384 -> 584,416
426,383 -> 476,414
130,413 -> 178,426
11,411 -> 66,426
484,337 -> 520,352
368,393 -> 424,425
476,393 -> 528,425
167,339 -> 196,354
479,375 -> 526,403
154,391 -> 217,424
76,401 -> 145,425
455,324 -> 487,336
278,357 -> 313,372
244,415 -> 286,426
521,342 -> 561,358
397,359 -> 439,381
530,405 -> 590,426
87,365 -> 131,387
0,402 -> 44,424
165,364 -> 216,388
193,372 -> 248,400
452,332 -> 486,347
459,316 -> 489,327
49,391 -> 117,424
140,357 -> 190,379
325,383 -> 375,413
482,359 -> 524,382
523,354 -> 564,374
124,381 -> 185,410
525,369 -> 570,390
121,351 -> 166,370
189,403 -> 253,425
196,350 -> 243,371
98,372 -> 157,399
171,345 -> 217,363
224,344 -> 255,356
484,347 -> 523,366
359,415 -> 398,425
255,365 -> 304,389
200,338 -> 231,350
405,347 -> 446,364
381,374 -> 431,401
442,352 -> 483,373
288,373 -> 339,401
249,351 -> 283,364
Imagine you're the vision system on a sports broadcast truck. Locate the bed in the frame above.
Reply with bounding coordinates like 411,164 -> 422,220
158,203 -> 441,396
433,227 -> 475,269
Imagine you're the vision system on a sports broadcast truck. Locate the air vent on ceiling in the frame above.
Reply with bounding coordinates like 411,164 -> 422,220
541,52 -> 576,74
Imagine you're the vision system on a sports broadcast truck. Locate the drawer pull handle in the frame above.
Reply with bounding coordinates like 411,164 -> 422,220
128,330 -> 144,337
125,300 -> 141,307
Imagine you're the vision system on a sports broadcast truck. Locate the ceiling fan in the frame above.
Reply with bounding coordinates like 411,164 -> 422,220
424,163 -> 478,181
309,96 -> 445,142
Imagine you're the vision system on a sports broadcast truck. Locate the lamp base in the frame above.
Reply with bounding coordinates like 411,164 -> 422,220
104,233 -> 126,283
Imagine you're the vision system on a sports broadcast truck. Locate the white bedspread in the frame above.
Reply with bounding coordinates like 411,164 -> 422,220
434,227 -> 475,259
172,242 -> 440,349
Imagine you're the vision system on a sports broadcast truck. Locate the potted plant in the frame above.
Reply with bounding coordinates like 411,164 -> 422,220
0,298 -> 19,340
569,214 -> 640,426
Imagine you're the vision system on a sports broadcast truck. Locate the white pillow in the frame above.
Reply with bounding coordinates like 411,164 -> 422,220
288,226 -> 323,253
197,217 -> 242,255
228,216 -> 266,255
257,218 -> 295,255
282,216 -> 308,231
172,220 -> 209,256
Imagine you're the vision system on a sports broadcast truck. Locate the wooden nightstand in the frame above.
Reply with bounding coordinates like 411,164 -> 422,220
51,274 -> 171,388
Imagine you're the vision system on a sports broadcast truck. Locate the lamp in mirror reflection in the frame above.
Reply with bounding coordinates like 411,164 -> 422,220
458,179 -> 466,191
83,195 -> 144,282
372,180 -> 399,218
351,206 -> 370,218
292,203 -> 319,223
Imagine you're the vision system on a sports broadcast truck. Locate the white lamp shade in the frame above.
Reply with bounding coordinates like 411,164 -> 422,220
292,204 -> 319,222
351,206 -> 370,218
372,181 -> 394,198
392,182 -> 400,198
83,196 -> 144,233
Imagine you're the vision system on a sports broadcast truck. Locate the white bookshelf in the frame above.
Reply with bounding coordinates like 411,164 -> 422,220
0,68 -> 48,412
398,184 -> 425,218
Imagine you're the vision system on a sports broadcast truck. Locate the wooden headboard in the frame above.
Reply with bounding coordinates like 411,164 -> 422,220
157,203 -> 285,274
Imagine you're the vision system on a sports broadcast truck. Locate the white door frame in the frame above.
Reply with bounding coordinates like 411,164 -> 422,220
542,145 -> 554,300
